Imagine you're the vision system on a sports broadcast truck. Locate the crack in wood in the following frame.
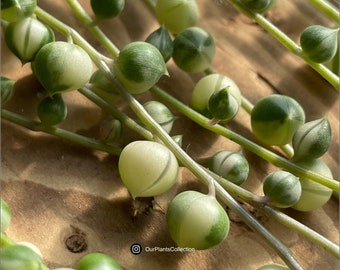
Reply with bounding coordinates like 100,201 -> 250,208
256,72 -> 282,94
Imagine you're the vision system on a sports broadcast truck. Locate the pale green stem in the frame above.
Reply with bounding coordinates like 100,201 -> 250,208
226,0 -> 339,90
151,85 -> 339,191
1,109 -> 122,155
202,166 -> 268,204
66,0 -> 120,58
261,205 -> 339,259
308,0 -> 340,22
241,95 -> 254,114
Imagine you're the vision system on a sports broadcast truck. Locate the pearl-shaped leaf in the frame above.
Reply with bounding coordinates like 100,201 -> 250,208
33,41 -> 93,95
263,171 -> 301,208
251,94 -> 305,146
118,141 -> 179,199
192,73 -> 242,118
166,191 -> 230,250
1,0 -> 37,22
208,87 -> 240,122
145,25 -> 173,62
300,25 -> 339,63
143,100 -> 176,134
114,42 -> 168,94
155,0 -> 199,34
292,118 -> 332,162
172,27 -> 215,73
5,17 -> 55,63
1,77 -> 16,105
292,159 -> 333,212
209,150 -> 249,185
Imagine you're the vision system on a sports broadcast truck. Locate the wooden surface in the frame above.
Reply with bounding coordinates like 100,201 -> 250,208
1,1 -> 339,269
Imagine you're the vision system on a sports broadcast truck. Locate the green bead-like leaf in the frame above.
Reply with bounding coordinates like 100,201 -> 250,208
16,242 -> 43,260
331,48 -> 339,74
292,117 -> 332,162
37,94 -> 67,126
191,73 -> 242,118
155,0 -> 199,34
90,0 -> 125,21
1,0 -> 37,22
114,41 -> 168,94
1,77 -> 16,105
145,25 -> 173,62
118,141 -> 179,198
171,135 -> 183,147
33,41 -> 93,95
300,25 -> 339,63
240,0 -> 277,13
99,118 -> 123,143
173,27 -> 215,73
166,191 -> 230,250
143,100 -> 176,134
5,17 -> 55,63
251,94 -> 305,146
76,253 -> 122,270
0,244 -> 46,270
208,87 -> 240,122
90,69 -> 118,94
263,171 -> 301,208
292,159 -> 333,212
89,70 -> 121,105
209,150 -> 249,185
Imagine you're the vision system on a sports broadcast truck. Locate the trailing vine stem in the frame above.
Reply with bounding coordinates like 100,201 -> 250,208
224,0 -> 339,90
1,109 -> 122,155
214,181 -> 303,270
308,0 -> 340,22
65,0 -> 120,58
261,205 -> 339,258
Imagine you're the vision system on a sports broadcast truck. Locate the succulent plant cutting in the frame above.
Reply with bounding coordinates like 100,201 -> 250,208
1,0 -> 339,269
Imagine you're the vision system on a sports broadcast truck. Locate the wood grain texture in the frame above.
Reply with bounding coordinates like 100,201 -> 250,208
1,0 -> 339,269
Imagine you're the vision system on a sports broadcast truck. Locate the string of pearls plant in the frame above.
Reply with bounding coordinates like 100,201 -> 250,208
1,0 -> 339,269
